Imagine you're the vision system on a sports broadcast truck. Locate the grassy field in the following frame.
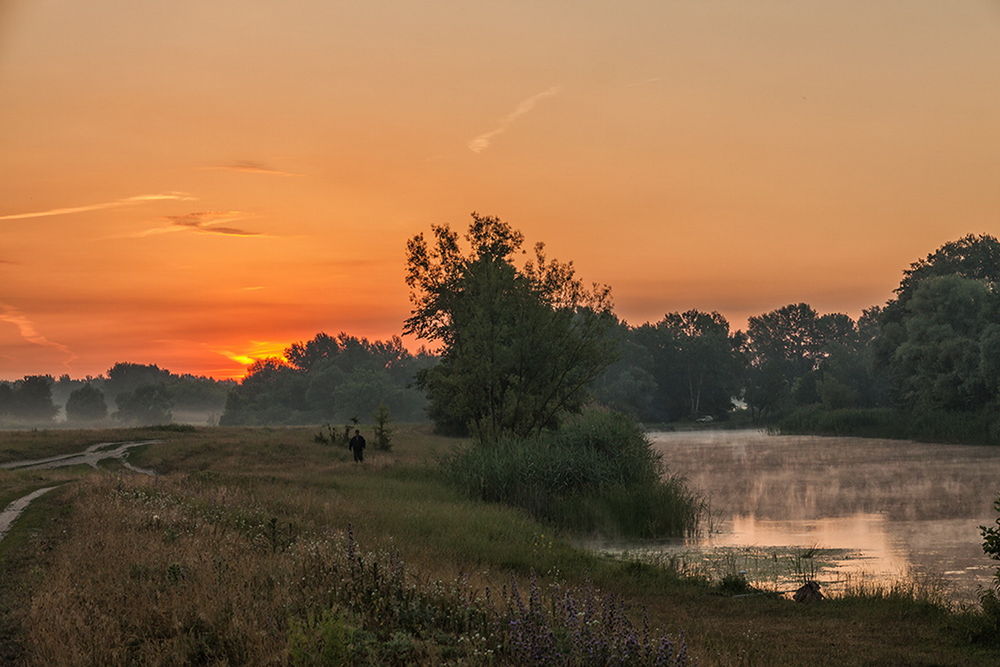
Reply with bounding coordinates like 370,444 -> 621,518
0,425 -> 997,664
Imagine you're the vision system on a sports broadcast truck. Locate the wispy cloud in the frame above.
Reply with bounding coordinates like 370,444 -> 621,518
626,77 -> 662,88
0,192 -> 194,221
127,211 -> 264,238
0,304 -> 76,365
468,85 -> 562,153
200,161 -> 301,177
167,211 -> 261,236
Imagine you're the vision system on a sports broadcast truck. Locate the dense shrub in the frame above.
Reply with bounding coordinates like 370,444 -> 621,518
442,410 -> 703,537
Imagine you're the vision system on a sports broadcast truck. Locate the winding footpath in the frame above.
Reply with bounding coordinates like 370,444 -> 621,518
0,440 -> 160,545
0,487 -> 58,543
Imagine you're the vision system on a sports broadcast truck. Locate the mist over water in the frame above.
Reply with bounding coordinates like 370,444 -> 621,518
644,430 -> 1000,602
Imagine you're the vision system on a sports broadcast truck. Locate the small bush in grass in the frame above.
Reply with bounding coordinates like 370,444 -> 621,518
313,423 -> 337,446
288,609 -> 360,666
718,572 -> 752,595
441,410 -> 703,537
373,403 -> 394,451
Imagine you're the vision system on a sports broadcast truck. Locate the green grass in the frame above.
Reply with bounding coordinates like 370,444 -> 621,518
0,424 -> 997,664
0,427 -> 167,464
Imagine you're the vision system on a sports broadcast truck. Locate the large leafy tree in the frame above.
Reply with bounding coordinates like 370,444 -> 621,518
895,233 -> 1000,304
891,275 -> 997,410
875,234 -> 1000,409
404,213 -> 615,439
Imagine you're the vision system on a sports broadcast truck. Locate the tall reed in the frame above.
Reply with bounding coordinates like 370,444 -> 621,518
441,410 -> 703,538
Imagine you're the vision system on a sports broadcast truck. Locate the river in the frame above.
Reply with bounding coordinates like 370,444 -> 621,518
609,430 -> 1000,603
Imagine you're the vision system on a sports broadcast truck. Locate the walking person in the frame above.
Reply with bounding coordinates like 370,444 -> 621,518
349,429 -> 366,462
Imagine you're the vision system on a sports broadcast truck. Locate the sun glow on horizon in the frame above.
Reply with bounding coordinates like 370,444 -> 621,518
217,341 -> 292,378
1,1 -> 998,380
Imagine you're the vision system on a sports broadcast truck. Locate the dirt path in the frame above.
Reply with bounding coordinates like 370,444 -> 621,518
0,440 -> 160,472
0,440 -> 160,545
0,487 -> 58,543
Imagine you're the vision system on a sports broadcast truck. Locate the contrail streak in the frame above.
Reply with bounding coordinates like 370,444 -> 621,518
0,304 -> 76,366
0,192 -> 195,221
468,86 -> 562,153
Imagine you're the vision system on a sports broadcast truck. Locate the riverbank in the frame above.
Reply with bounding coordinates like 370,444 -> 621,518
0,426 -> 997,664
774,406 -> 1000,446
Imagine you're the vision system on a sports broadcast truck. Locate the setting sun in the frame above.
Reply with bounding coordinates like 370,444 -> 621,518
2,2 -> 999,379
216,341 -> 291,377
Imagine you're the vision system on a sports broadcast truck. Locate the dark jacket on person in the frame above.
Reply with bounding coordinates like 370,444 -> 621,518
349,434 -> 366,451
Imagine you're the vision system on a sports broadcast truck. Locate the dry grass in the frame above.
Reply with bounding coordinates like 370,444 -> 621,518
23,474 -> 686,665
24,475 -> 357,665
1,425 -> 999,665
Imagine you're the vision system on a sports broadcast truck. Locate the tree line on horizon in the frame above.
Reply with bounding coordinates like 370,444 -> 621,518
219,333 -> 435,425
0,363 -> 234,426
596,234 -> 999,437
2,228 -> 997,443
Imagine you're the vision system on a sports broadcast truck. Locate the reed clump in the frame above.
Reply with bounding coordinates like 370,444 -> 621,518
441,410 -> 704,538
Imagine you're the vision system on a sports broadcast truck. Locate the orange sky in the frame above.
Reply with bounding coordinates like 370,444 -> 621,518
2,1 -> 999,379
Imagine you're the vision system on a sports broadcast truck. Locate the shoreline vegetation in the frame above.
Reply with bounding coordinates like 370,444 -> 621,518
772,406 -> 1000,447
0,425 -> 998,665
442,411 -> 704,539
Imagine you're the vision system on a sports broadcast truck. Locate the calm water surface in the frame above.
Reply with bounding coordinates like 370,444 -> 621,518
620,430 -> 999,602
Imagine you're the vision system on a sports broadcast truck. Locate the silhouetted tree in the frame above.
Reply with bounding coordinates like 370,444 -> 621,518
66,383 -> 108,422
742,304 -> 862,418
404,213 -> 615,439
591,318 -> 659,419
656,310 -> 741,418
168,374 -> 233,412
115,384 -> 173,425
11,375 -> 58,423
105,363 -> 171,401
219,335 -> 432,425
877,234 -> 1000,383
890,275 -> 997,411
221,358 -> 306,425
895,233 -> 1000,305
871,234 -> 1000,412
52,373 -> 85,409
0,383 -> 14,419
